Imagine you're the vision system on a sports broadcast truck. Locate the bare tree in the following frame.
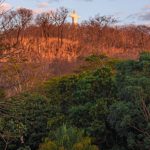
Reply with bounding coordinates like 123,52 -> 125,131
51,7 -> 69,46
16,8 -> 33,28
36,12 -> 53,39
0,7 -> 33,61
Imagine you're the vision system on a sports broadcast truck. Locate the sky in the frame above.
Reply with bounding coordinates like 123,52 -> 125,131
3,0 -> 150,25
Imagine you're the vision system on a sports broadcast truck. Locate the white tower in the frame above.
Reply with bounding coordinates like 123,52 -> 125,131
70,10 -> 80,25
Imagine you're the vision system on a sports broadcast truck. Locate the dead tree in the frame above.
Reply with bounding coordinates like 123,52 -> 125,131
51,7 -> 69,47
35,12 -> 53,39
0,8 -> 33,61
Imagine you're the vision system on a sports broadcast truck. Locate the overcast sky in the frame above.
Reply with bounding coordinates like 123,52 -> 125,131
4,0 -> 150,24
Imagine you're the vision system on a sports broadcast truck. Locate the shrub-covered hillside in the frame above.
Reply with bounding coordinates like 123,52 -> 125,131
0,52 -> 150,150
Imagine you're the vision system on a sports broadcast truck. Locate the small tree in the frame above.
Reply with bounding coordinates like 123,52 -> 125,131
51,7 -> 69,46
39,125 -> 99,150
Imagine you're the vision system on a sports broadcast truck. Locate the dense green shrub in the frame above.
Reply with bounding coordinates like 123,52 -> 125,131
39,125 -> 98,150
1,52 -> 150,150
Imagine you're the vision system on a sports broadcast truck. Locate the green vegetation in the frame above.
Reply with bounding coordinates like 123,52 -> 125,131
39,125 -> 98,150
0,52 -> 150,150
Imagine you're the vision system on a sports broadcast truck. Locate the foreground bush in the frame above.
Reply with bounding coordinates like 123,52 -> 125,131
39,125 -> 99,150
